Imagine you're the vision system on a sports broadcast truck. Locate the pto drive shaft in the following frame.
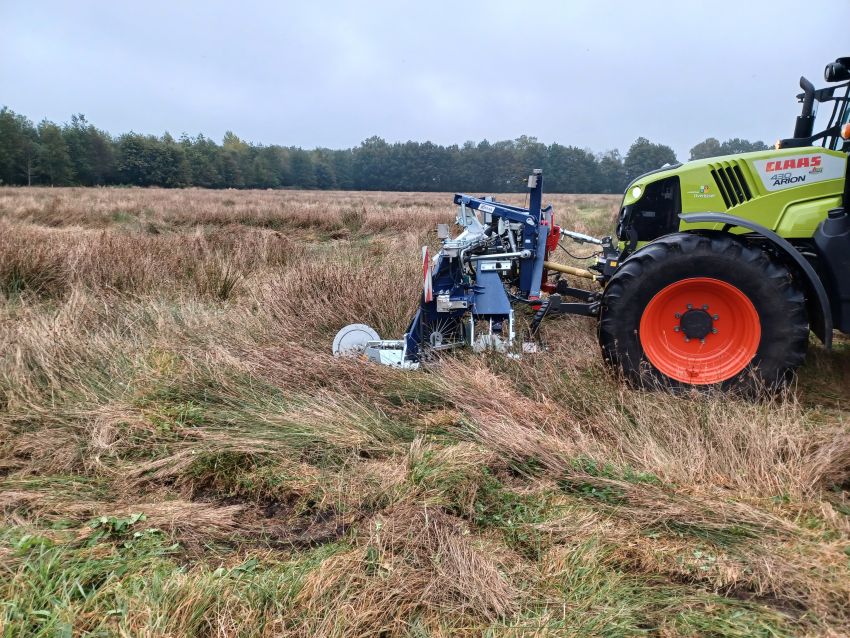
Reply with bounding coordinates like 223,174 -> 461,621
542,260 -> 597,280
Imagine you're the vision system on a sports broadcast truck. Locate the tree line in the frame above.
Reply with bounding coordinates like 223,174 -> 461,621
0,107 -> 768,193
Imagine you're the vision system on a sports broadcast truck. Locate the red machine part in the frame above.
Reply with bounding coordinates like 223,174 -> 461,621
540,221 -> 560,294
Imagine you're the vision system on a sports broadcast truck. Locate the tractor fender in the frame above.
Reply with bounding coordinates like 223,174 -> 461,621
679,212 -> 833,349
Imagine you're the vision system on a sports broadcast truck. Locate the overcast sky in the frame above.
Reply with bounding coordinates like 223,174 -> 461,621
2,1 -> 848,159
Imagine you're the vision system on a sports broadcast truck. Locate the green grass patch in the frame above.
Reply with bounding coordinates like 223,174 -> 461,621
0,518 -> 349,637
185,450 -> 314,505
529,538 -> 792,637
471,472 -> 556,560
557,455 -> 663,506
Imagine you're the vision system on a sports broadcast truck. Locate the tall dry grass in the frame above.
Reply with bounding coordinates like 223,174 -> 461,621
1,186 -> 849,637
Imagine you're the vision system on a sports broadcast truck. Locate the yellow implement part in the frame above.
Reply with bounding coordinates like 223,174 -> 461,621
543,260 -> 596,280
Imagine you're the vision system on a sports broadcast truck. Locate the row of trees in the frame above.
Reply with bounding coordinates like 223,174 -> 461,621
688,137 -> 769,160
0,107 -> 767,192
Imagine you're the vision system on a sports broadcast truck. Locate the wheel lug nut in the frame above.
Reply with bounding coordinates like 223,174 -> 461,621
702,304 -> 709,310
712,328 -> 718,334
685,337 -> 691,343
674,326 -> 680,332
687,304 -> 693,309
674,312 -> 681,319
700,338 -> 705,344
713,314 -> 719,320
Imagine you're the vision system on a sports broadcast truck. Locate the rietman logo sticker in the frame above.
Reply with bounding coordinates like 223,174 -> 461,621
752,154 -> 845,192
687,184 -> 715,199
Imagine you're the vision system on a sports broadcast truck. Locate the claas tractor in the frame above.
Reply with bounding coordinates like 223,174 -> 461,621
333,55 -> 850,392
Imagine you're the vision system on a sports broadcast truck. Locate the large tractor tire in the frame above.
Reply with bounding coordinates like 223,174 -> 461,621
599,233 -> 809,391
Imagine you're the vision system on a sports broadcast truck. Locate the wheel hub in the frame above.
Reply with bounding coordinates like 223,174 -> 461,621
639,277 -> 761,385
679,308 -> 714,340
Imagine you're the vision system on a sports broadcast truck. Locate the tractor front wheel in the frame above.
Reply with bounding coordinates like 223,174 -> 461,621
599,233 -> 809,391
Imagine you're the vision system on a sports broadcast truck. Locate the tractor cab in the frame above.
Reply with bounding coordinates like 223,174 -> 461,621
840,93 -> 850,137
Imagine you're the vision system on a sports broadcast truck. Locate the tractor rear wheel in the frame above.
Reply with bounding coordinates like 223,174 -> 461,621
599,233 -> 809,391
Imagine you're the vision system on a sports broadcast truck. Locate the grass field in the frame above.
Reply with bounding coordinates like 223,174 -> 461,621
1,186 -> 849,637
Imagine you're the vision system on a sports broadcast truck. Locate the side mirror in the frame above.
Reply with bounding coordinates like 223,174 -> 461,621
825,61 -> 850,83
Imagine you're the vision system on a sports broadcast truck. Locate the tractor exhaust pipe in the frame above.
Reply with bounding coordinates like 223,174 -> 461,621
793,76 -> 817,139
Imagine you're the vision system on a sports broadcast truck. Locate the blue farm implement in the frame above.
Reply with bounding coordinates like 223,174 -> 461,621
332,170 -> 619,368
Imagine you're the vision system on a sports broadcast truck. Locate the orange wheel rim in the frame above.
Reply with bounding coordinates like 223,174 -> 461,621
639,277 -> 761,385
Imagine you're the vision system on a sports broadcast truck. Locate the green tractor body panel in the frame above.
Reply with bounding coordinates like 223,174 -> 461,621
620,147 -> 847,242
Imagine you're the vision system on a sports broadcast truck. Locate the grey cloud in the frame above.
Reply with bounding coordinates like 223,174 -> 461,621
2,0 -> 847,159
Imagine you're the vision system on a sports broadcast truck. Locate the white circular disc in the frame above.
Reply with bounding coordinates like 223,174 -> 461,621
332,323 -> 380,356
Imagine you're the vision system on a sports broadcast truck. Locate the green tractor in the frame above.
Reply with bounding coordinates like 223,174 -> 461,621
600,55 -> 850,390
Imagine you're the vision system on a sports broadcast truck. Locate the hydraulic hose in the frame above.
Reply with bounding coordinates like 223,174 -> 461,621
528,297 -> 550,337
